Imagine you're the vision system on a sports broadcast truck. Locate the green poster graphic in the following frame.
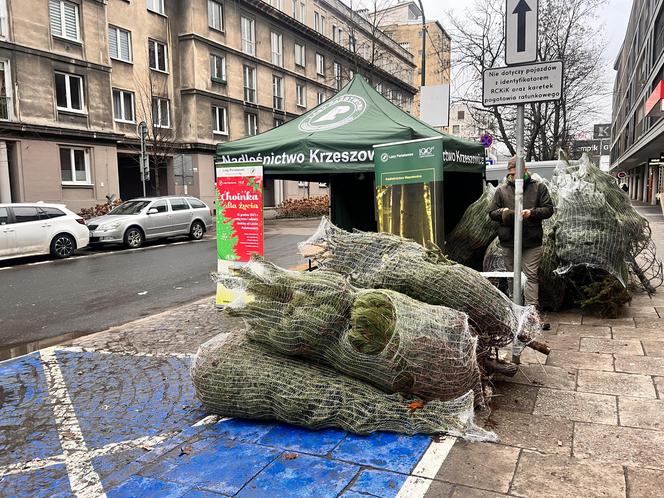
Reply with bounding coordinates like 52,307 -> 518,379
374,138 -> 445,248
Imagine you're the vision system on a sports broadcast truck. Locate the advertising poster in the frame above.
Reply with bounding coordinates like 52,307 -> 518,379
374,137 -> 445,248
215,162 -> 264,307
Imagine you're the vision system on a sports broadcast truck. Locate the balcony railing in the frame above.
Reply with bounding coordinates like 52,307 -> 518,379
0,96 -> 10,120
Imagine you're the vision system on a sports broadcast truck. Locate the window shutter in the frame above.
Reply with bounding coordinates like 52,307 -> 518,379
49,0 -> 62,37
63,2 -> 78,40
108,27 -> 118,58
119,30 -> 130,61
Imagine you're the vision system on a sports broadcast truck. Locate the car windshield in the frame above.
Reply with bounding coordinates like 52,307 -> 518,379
108,200 -> 151,215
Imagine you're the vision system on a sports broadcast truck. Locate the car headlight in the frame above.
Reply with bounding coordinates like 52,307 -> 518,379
98,222 -> 121,231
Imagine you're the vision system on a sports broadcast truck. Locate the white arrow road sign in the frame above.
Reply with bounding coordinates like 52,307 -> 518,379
506,0 -> 538,65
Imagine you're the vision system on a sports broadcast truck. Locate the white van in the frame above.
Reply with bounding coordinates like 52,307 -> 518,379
486,160 -> 559,184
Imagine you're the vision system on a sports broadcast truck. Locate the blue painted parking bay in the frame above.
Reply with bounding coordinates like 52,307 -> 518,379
0,349 -> 436,497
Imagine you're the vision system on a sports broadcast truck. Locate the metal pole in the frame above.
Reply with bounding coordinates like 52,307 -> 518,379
139,122 -> 147,197
512,104 -> 525,364
417,0 -> 426,87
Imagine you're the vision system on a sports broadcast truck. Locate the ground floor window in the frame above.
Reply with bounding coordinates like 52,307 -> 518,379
60,147 -> 90,185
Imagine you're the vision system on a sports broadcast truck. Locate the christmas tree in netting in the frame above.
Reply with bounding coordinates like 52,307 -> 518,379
191,330 -> 497,441
299,218 -> 541,355
216,257 -> 484,404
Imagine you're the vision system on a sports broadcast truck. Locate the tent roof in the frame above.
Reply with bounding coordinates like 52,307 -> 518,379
215,75 -> 485,175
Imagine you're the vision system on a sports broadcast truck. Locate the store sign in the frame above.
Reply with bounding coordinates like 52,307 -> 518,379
215,163 -> 264,306
593,123 -> 611,140
645,81 -> 664,117
571,140 -> 610,157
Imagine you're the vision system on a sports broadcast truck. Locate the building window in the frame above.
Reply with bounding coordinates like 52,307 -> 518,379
147,0 -> 165,15
375,82 -> 382,94
152,97 -> 170,128
349,36 -> 356,52
332,25 -> 337,42
270,0 -> 283,10
112,89 -> 135,123
292,0 -> 306,21
296,82 -> 306,108
210,54 -> 226,82
458,110 -> 465,120
60,147 -> 90,184
294,43 -> 305,67
317,91 -> 325,105
452,125 -> 460,134
0,60 -> 12,120
212,106 -> 228,135
271,31 -> 283,67
245,113 -> 257,136
316,53 -> 325,76
148,39 -> 168,72
274,118 -> 284,127
0,0 -> 8,40
314,12 -> 325,34
208,1 -> 223,31
108,26 -> 132,63
333,62 -> 342,90
241,16 -> 255,56
49,0 -> 80,42
243,65 -> 256,103
55,72 -> 85,113
273,75 -> 284,110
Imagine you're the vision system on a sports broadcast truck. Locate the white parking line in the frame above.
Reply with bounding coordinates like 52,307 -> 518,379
41,349 -> 107,498
396,436 -> 456,498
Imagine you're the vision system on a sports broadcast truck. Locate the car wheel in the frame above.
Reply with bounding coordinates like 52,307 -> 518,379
189,220 -> 205,240
124,227 -> 144,249
50,234 -> 76,259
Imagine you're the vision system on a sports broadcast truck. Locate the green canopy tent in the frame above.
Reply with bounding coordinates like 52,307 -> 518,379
216,75 -> 485,232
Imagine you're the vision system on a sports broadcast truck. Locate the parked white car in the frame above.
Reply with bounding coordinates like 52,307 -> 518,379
0,203 -> 90,261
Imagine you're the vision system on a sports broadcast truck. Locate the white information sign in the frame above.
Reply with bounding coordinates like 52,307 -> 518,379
483,61 -> 563,106
505,0 -> 538,65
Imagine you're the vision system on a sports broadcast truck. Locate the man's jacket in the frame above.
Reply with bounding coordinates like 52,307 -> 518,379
488,175 -> 554,248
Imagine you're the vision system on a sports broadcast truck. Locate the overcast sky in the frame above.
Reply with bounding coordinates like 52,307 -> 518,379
419,0 -> 634,124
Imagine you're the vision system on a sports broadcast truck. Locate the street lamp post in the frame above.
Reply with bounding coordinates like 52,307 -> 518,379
417,0 -> 426,87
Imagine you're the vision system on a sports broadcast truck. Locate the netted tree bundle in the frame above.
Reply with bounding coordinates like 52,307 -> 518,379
552,154 -> 662,292
218,258 -> 483,404
553,181 -> 629,285
482,237 -> 506,273
191,331 -> 497,441
445,184 -> 499,269
299,218 -> 541,354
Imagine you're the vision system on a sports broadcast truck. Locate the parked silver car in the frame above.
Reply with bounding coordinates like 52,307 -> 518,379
87,196 -> 214,248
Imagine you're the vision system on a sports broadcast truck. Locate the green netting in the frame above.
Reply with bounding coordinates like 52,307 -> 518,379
445,183 -> 499,270
191,330 -> 497,441
216,258 -> 484,404
299,219 -> 541,354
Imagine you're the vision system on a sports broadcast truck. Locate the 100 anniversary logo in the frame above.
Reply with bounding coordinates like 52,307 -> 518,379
298,94 -> 367,132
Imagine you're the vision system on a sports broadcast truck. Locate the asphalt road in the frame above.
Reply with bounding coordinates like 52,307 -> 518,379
0,218 -> 320,353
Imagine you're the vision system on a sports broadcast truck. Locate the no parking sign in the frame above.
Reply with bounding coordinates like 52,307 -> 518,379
480,133 -> 494,149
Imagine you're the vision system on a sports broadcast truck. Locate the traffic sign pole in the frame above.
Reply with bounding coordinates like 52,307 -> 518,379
512,104 -> 525,364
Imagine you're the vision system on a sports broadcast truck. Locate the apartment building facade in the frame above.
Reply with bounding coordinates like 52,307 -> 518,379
373,1 -> 450,122
610,0 -> 664,206
0,0 -> 417,211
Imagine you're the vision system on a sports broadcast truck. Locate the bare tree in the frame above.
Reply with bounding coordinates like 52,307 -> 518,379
449,0 -> 609,160
133,71 -> 179,195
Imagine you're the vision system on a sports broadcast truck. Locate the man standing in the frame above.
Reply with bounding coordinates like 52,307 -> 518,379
488,157 -> 554,310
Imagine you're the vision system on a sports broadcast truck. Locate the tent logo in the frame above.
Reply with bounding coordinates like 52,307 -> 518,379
298,95 -> 367,132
